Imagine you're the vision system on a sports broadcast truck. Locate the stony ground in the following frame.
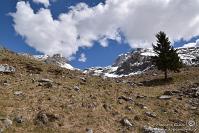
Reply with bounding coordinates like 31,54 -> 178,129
0,49 -> 199,133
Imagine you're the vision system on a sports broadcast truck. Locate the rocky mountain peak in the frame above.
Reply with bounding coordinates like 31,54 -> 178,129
84,46 -> 199,78
45,54 -> 67,65
21,53 -> 74,70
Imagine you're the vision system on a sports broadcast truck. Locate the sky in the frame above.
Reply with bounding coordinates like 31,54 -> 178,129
0,0 -> 199,69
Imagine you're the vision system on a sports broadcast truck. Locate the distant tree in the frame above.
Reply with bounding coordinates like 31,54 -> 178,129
152,31 -> 182,79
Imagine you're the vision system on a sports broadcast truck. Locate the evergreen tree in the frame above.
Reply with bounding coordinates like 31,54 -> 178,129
152,31 -> 182,79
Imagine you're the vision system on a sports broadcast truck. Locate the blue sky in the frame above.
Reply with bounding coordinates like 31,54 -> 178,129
0,0 -> 199,69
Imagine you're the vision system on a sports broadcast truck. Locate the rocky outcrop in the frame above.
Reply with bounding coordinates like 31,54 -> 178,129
0,64 -> 15,73
116,48 -> 153,75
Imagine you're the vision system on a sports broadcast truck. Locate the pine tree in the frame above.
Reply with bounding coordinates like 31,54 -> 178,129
152,31 -> 182,79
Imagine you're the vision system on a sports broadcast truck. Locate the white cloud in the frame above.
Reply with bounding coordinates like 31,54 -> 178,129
11,0 -> 199,58
78,53 -> 87,62
32,0 -> 50,7
11,2 -> 78,57
183,39 -> 199,48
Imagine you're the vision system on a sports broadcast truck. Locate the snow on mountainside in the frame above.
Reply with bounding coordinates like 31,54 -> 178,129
21,53 -> 74,70
84,46 -> 199,77
34,54 -> 74,70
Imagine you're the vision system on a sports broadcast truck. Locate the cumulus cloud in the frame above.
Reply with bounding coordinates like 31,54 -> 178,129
11,2 -> 78,57
78,53 -> 87,62
183,39 -> 199,47
11,0 -> 199,58
32,0 -> 50,7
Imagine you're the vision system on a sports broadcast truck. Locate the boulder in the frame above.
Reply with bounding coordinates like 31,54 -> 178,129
34,111 -> 59,126
118,96 -> 133,102
14,91 -> 23,96
1,118 -> 12,128
74,86 -> 80,91
182,87 -> 199,98
143,126 -> 166,133
80,77 -> 86,82
86,128 -> 93,133
158,95 -> 172,100
38,79 -> 53,88
0,64 -> 15,73
145,112 -> 157,118
14,115 -> 24,123
121,118 -> 133,127
0,128 -> 3,133
38,79 -> 53,83
136,95 -> 146,99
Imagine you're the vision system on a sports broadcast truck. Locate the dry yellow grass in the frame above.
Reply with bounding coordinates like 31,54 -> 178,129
0,49 -> 198,133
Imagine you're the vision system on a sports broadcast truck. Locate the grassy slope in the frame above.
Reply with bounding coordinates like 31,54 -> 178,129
0,49 -> 198,133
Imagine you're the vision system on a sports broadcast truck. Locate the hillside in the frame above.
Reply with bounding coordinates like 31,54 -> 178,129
0,48 -> 199,133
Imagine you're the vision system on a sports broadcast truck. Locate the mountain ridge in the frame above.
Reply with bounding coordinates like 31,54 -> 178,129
84,46 -> 199,77
21,53 -> 74,70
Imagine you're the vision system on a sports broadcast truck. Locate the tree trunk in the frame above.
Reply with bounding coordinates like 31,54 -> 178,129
164,69 -> 167,80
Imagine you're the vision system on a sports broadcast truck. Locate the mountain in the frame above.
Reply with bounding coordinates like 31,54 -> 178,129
21,53 -> 74,70
84,47 -> 199,77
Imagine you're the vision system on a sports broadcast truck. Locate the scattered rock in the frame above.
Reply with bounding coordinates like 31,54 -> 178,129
14,91 -> 23,96
82,102 -> 97,110
136,95 -> 146,99
135,103 -> 147,109
0,117 -> 13,131
143,126 -> 166,133
103,104 -> 112,111
0,80 -> 10,86
86,128 -> 93,133
189,106 -> 197,110
3,83 -> 10,86
189,98 -> 199,107
43,82 -> 53,88
145,112 -> 157,118
0,128 -> 4,133
74,86 -> 80,91
38,78 -> 53,83
38,79 -> 53,88
158,95 -> 172,100
121,118 -> 133,127
31,78 -> 36,83
118,99 -> 123,104
118,96 -> 133,102
14,115 -> 24,123
137,83 -> 144,86
196,90 -> 199,97
35,112 -> 48,125
126,106 -> 134,111
34,111 -> 59,126
182,87 -> 199,98
80,77 -> 86,82
0,64 -> 15,73
2,118 -> 13,128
